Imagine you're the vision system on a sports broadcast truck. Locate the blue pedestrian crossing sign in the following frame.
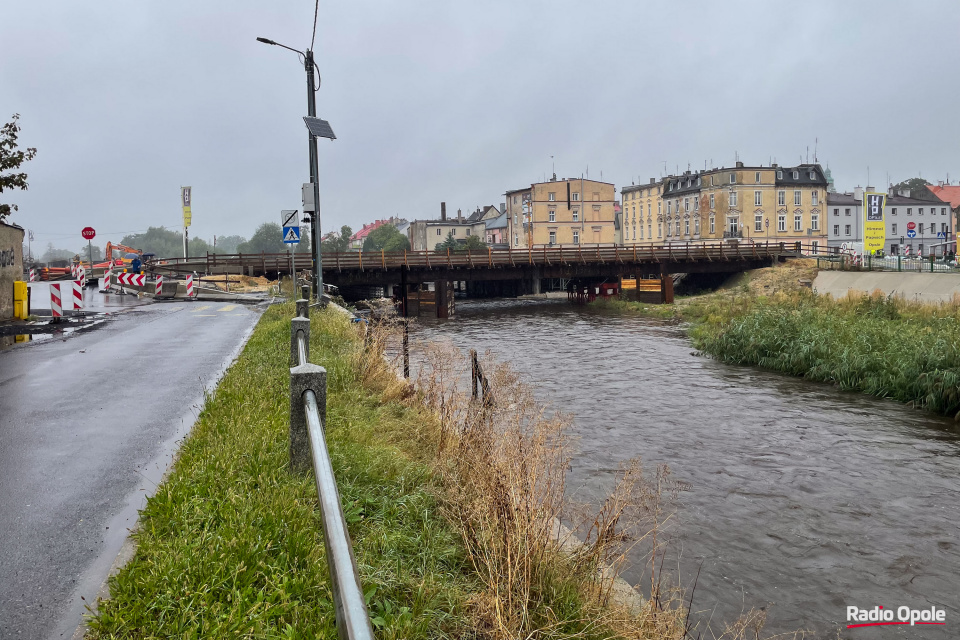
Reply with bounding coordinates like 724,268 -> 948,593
281,209 -> 300,245
937,231 -> 947,239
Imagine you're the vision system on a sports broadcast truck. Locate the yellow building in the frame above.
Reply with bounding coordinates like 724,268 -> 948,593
621,162 -> 827,249
506,175 -> 617,248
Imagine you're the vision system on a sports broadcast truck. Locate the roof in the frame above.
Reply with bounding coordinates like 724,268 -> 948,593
350,219 -> 390,241
664,172 -> 703,197
467,205 -> 500,223
826,192 -> 947,207
774,164 -> 828,187
928,184 -> 960,209
826,192 -> 859,205
485,212 -> 508,230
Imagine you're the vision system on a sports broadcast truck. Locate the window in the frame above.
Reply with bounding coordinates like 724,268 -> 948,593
729,172 -> 736,184
891,207 -> 897,216
845,208 -> 851,216
710,176 -> 715,186
811,213 -> 819,230
811,191 -> 819,206
657,223 -> 662,238
795,214 -> 802,231
942,208 -> 947,216
549,231 -> 556,244
676,221 -> 681,236
694,198 -> 699,210
648,204 -> 652,216
697,177 -> 701,186
812,240 -> 819,252
648,224 -> 652,238
513,196 -> 518,204
695,218 -> 700,235
907,208 -> 913,216
794,190 -> 802,206
572,209 -> 579,222
684,197 -> 690,212
777,170 -> 783,179
710,193 -> 715,209
666,222 -> 672,237
845,224 -> 851,236
549,210 -> 556,222
779,191 -> 786,206
572,230 -> 579,244
919,223 -> 924,234
755,190 -> 762,206
685,219 -> 690,235
778,214 -> 786,231
892,223 -> 898,234
437,228 -> 442,236
834,224 -> 840,236
755,213 -> 763,232
466,229 -> 471,236
793,170 -> 799,179
548,192 -> 555,201
728,217 -> 739,235
919,207 -> 924,216
943,223 -> 948,233
668,183 -> 673,191
514,234 -> 519,246
667,201 -> 672,215
514,213 -> 518,224
729,191 -> 738,207
657,202 -> 661,215
755,171 -> 761,183
709,216 -> 715,234
639,225 -> 643,239
572,192 -> 580,201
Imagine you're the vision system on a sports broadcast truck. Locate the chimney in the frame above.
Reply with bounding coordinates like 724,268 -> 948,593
649,178 -> 656,184
854,187 -> 864,201
500,202 -> 506,213
736,161 -> 744,168
457,208 -> 463,222
550,172 -> 557,182
441,202 -> 446,221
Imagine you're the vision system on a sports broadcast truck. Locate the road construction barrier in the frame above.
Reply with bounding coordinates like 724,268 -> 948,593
116,273 -> 145,287
50,283 -> 63,318
100,270 -> 113,292
29,269 -> 36,282
77,264 -> 86,287
155,274 -> 163,296
72,280 -> 84,309
186,274 -> 194,297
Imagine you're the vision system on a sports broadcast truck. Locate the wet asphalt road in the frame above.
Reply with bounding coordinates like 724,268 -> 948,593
0,297 -> 264,639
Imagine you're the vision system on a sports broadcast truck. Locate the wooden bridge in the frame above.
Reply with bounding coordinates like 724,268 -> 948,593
151,241 -> 805,283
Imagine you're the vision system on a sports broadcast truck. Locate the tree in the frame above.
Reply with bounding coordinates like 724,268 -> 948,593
461,235 -> 486,251
362,224 -> 410,252
321,225 -> 353,253
41,243 -> 75,263
122,227 -> 185,257
236,222 -> 286,254
213,234 -> 245,254
0,114 -> 38,222
81,244 -> 103,262
435,230 -> 459,252
434,230 -> 486,252
892,177 -> 938,201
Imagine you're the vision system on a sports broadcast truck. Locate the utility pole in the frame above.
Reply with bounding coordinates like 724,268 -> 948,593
306,50 -> 323,299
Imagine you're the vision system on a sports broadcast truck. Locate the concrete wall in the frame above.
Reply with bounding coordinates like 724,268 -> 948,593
0,222 -> 26,319
814,270 -> 960,303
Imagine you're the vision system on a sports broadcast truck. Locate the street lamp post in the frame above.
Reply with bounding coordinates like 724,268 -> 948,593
257,36 -> 327,299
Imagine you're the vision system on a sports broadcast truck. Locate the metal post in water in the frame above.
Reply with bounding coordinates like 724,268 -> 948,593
402,319 -> 409,379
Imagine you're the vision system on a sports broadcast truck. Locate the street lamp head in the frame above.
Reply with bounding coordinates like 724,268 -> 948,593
256,37 -> 277,45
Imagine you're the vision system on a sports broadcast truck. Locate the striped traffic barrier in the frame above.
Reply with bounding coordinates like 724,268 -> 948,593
186,274 -> 194,298
100,270 -> 112,292
72,280 -> 84,309
116,273 -> 145,287
77,264 -> 86,287
155,274 -> 163,296
50,283 -> 62,317
29,269 -> 36,282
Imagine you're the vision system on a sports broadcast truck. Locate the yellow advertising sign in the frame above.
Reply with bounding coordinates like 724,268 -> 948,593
863,192 -> 885,254
181,186 -> 192,228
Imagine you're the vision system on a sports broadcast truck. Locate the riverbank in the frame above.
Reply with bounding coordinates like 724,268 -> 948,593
86,302 -> 694,639
610,259 -> 960,419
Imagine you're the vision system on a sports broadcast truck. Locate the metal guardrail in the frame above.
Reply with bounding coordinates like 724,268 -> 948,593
815,254 -> 960,273
288,302 -> 375,640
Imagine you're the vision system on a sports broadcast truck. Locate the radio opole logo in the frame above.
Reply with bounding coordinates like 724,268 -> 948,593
847,605 -> 946,629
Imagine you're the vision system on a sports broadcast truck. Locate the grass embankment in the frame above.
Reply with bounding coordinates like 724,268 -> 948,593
88,303 -> 694,639
89,303 -> 476,638
612,260 -> 960,419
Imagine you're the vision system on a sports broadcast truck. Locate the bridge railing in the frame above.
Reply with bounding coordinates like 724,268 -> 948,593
147,240 -> 843,275
288,303 -> 375,640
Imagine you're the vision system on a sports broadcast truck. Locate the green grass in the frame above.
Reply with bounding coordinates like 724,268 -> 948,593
88,303 -> 479,639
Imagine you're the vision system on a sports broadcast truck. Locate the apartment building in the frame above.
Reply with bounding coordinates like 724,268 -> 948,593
827,187 -> 955,256
408,204 -> 486,251
505,175 -> 616,248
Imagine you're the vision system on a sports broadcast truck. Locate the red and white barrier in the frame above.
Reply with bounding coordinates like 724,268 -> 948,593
70,264 -> 77,279
186,274 -> 194,297
77,264 -> 86,287
50,283 -> 62,318
29,269 -> 36,282
116,273 -> 145,287
100,270 -> 112,292
72,280 -> 84,309
155,275 -> 163,296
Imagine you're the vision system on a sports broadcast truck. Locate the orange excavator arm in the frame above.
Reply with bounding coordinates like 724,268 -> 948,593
104,241 -> 141,266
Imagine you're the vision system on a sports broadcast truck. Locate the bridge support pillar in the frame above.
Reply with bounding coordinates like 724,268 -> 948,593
660,269 -> 674,304
530,268 -> 542,295
435,280 -> 454,318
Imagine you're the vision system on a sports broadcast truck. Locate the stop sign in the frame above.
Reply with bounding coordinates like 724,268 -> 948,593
82,226 -> 96,240
907,222 -> 916,230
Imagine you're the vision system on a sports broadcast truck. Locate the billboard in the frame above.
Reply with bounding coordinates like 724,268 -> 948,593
181,186 -> 192,227
864,192 -> 885,254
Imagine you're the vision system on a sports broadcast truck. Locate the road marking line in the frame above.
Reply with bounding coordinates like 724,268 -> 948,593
191,305 -> 211,312
217,305 -> 238,312
195,314 -> 217,317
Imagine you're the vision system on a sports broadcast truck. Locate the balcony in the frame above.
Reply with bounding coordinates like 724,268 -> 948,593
723,230 -> 743,239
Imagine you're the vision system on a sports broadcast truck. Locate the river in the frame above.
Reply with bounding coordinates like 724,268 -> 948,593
410,297 -> 959,639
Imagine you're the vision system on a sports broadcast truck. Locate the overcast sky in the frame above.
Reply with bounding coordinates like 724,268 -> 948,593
3,0 -> 958,253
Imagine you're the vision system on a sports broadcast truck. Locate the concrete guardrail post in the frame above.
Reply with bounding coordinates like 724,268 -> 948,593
291,316 -> 311,366
289,363 -> 327,472
301,284 -> 310,301
296,297 -> 309,319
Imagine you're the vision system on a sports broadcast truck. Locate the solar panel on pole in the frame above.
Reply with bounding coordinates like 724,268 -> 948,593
303,117 -> 336,140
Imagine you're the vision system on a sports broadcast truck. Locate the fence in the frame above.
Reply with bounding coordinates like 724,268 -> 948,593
288,301 -> 375,640
815,253 -> 960,273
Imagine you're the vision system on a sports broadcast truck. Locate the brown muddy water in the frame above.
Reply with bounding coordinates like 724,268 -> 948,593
411,298 -> 959,639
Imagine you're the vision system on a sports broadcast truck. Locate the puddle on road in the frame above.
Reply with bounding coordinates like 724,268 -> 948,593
0,316 -> 111,351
